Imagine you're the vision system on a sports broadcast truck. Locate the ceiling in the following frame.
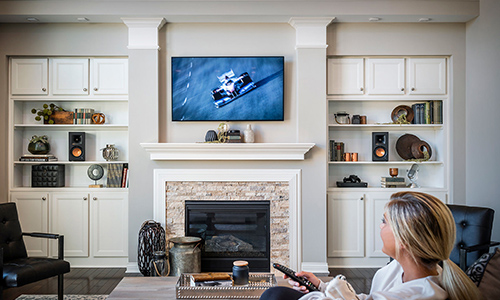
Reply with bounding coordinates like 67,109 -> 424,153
0,0 -> 479,24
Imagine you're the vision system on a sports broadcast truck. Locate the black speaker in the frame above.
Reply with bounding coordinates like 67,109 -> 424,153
69,132 -> 86,161
372,132 -> 389,161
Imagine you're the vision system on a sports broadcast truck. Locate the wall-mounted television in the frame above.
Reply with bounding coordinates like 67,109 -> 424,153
171,56 -> 284,121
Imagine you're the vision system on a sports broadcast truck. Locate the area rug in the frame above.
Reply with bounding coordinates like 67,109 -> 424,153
16,295 -> 107,300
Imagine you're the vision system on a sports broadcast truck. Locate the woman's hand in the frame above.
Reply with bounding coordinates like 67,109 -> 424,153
284,271 -> 320,293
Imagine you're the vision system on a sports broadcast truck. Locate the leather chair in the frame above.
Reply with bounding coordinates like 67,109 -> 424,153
448,204 -> 500,270
1,203 -> 70,300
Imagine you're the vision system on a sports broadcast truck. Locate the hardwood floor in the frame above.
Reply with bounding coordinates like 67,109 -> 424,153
2,267 -> 378,300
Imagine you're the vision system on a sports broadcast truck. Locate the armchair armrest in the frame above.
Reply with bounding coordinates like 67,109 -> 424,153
459,241 -> 500,270
22,232 -> 65,260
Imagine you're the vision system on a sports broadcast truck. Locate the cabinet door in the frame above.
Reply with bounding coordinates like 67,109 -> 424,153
10,192 -> 49,257
408,58 -> 446,94
366,58 -> 405,95
11,58 -> 48,95
365,192 -> 392,258
92,58 -> 129,95
327,192 -> 365,257
91,192 -> 128,257
50,192 -> 89,257
52,58 -> 89,95
327,58 -> 364,95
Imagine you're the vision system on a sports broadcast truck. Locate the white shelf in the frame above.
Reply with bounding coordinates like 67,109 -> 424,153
14,124 -> 128,131
14,160 -> 128,165
328,161 -> 443,165
10,187 -> 128,192
328,124 -> 443,130
141,143 -> 315,161
11,97 -> 128,102
327,95 -> 448,102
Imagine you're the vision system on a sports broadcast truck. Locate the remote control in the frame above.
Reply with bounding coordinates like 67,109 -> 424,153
272,263 -> 319,292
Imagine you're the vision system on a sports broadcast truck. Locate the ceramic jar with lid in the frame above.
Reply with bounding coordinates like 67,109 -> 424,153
101,144 -> 119,161
232,260 -> 249,285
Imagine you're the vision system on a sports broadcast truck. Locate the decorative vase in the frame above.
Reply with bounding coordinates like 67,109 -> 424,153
101,144 -> 120,161
28,135 -> 50,154
244,124 -> 255,143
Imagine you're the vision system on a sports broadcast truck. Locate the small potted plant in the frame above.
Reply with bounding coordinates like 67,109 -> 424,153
31,103 -> 73,124
28,135 -> 51,154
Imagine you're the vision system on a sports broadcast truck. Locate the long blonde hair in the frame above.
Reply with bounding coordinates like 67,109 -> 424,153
386,191 -> 481,300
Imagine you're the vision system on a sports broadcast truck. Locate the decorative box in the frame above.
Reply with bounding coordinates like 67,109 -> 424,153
32,164 -> 65,187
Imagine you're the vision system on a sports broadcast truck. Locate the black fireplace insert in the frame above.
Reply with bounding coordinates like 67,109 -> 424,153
185,200 -> 270,272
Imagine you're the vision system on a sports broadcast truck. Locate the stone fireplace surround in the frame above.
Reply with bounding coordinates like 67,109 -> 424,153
153,169 -> 302,271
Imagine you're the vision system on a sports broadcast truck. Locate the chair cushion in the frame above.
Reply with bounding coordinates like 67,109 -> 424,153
466,248 -> 500,300
2,257 -> 70,287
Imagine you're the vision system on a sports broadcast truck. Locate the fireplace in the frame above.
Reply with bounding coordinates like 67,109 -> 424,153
153,169 -> 302,272
185,201 -> 271,272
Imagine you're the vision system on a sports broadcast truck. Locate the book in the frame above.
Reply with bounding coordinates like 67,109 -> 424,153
121,163 -> 128,188
329,140 -> 335,161
20,154 -> 58,161
433,100 -> 443,124
381,177 -> 405,182
190,273 -> 232,287
107,163 -> 124,188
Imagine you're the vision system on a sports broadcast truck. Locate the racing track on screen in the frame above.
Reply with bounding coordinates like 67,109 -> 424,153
172,58 -> 284,121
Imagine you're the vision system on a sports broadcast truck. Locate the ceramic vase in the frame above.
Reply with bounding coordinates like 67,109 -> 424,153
244,124 -> 255,143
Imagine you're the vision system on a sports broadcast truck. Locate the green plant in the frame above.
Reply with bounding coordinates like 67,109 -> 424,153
31,103 -> 64,124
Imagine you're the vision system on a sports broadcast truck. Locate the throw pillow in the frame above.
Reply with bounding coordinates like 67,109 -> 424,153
466,248 -> 500,300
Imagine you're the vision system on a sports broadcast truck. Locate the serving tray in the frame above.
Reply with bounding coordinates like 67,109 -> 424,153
176,273 -> 277,299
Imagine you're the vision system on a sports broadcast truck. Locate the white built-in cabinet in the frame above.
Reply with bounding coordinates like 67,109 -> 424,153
8,57 -> 129,267
326,56 -> 449,267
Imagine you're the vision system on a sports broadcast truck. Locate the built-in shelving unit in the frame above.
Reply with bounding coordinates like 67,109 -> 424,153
8,57 -> 129,267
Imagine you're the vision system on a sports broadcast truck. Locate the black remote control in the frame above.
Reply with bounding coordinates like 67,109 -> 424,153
272,263 -> 319,292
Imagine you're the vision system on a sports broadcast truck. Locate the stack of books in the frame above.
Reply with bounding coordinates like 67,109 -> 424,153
227,130 -> 242,143
74,108 -> 95,124
19,154 -> 58,162
381,177 -> 407,188
411,100 -> 443,125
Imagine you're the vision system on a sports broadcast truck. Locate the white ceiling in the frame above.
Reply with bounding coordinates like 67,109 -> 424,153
0,0 -> 479,24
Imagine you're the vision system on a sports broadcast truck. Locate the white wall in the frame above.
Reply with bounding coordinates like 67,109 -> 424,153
466,0 -> 500,241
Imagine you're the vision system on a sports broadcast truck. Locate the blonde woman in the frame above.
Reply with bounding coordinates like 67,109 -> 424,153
260,191 -> 481,300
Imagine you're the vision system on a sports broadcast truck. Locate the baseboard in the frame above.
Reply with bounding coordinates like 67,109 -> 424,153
126,262 -> 140,274
301,262 -> 329,276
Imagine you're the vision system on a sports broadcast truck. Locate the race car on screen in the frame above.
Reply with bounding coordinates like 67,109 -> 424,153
211,70 -> 256,108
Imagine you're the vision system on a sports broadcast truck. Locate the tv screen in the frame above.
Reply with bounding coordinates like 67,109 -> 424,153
171,56 -> 284,121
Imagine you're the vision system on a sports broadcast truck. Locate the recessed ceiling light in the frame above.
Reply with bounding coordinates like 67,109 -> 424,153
418,18 -> 431,22
369,17 -> 381,22
77,17 -> 90,22
26,17 -> 39,22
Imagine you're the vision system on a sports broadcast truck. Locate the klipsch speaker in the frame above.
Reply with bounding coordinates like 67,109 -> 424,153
372,132 -> 389,161
69,132 -> 85,161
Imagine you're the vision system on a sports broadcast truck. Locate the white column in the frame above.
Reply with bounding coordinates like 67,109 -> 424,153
289,17 -> 333,275
122,18 -> 165,273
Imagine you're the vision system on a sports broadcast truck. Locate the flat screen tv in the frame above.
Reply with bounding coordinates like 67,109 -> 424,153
171,56 -> 284,121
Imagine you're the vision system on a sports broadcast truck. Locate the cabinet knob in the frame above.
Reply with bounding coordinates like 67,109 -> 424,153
42,197 -> 46,201
360,197 -> 364,201
83,88 -> 88,92
41,88 -> 46,92
411,87 -> 415,91
83,197 -> 88,201
360,87 -> 364,91
401,87 -> 405,91
93,197 -> 97,201
94,87 -> 98,91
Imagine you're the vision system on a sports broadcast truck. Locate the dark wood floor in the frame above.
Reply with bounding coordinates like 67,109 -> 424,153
2,267 -> 378,300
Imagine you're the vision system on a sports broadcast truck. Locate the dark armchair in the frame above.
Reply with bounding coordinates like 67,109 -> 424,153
1,203 -> 70,300
448,204 -> 500,270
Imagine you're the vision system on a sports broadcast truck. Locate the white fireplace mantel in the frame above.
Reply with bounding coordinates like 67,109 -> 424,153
140,143 -> 315,160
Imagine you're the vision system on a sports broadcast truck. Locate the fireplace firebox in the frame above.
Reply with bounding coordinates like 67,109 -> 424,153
185,201 -> 270,272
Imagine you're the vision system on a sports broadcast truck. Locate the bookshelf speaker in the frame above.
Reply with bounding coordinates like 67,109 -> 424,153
69,132 -> 86,161
372,132 -> 389,161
